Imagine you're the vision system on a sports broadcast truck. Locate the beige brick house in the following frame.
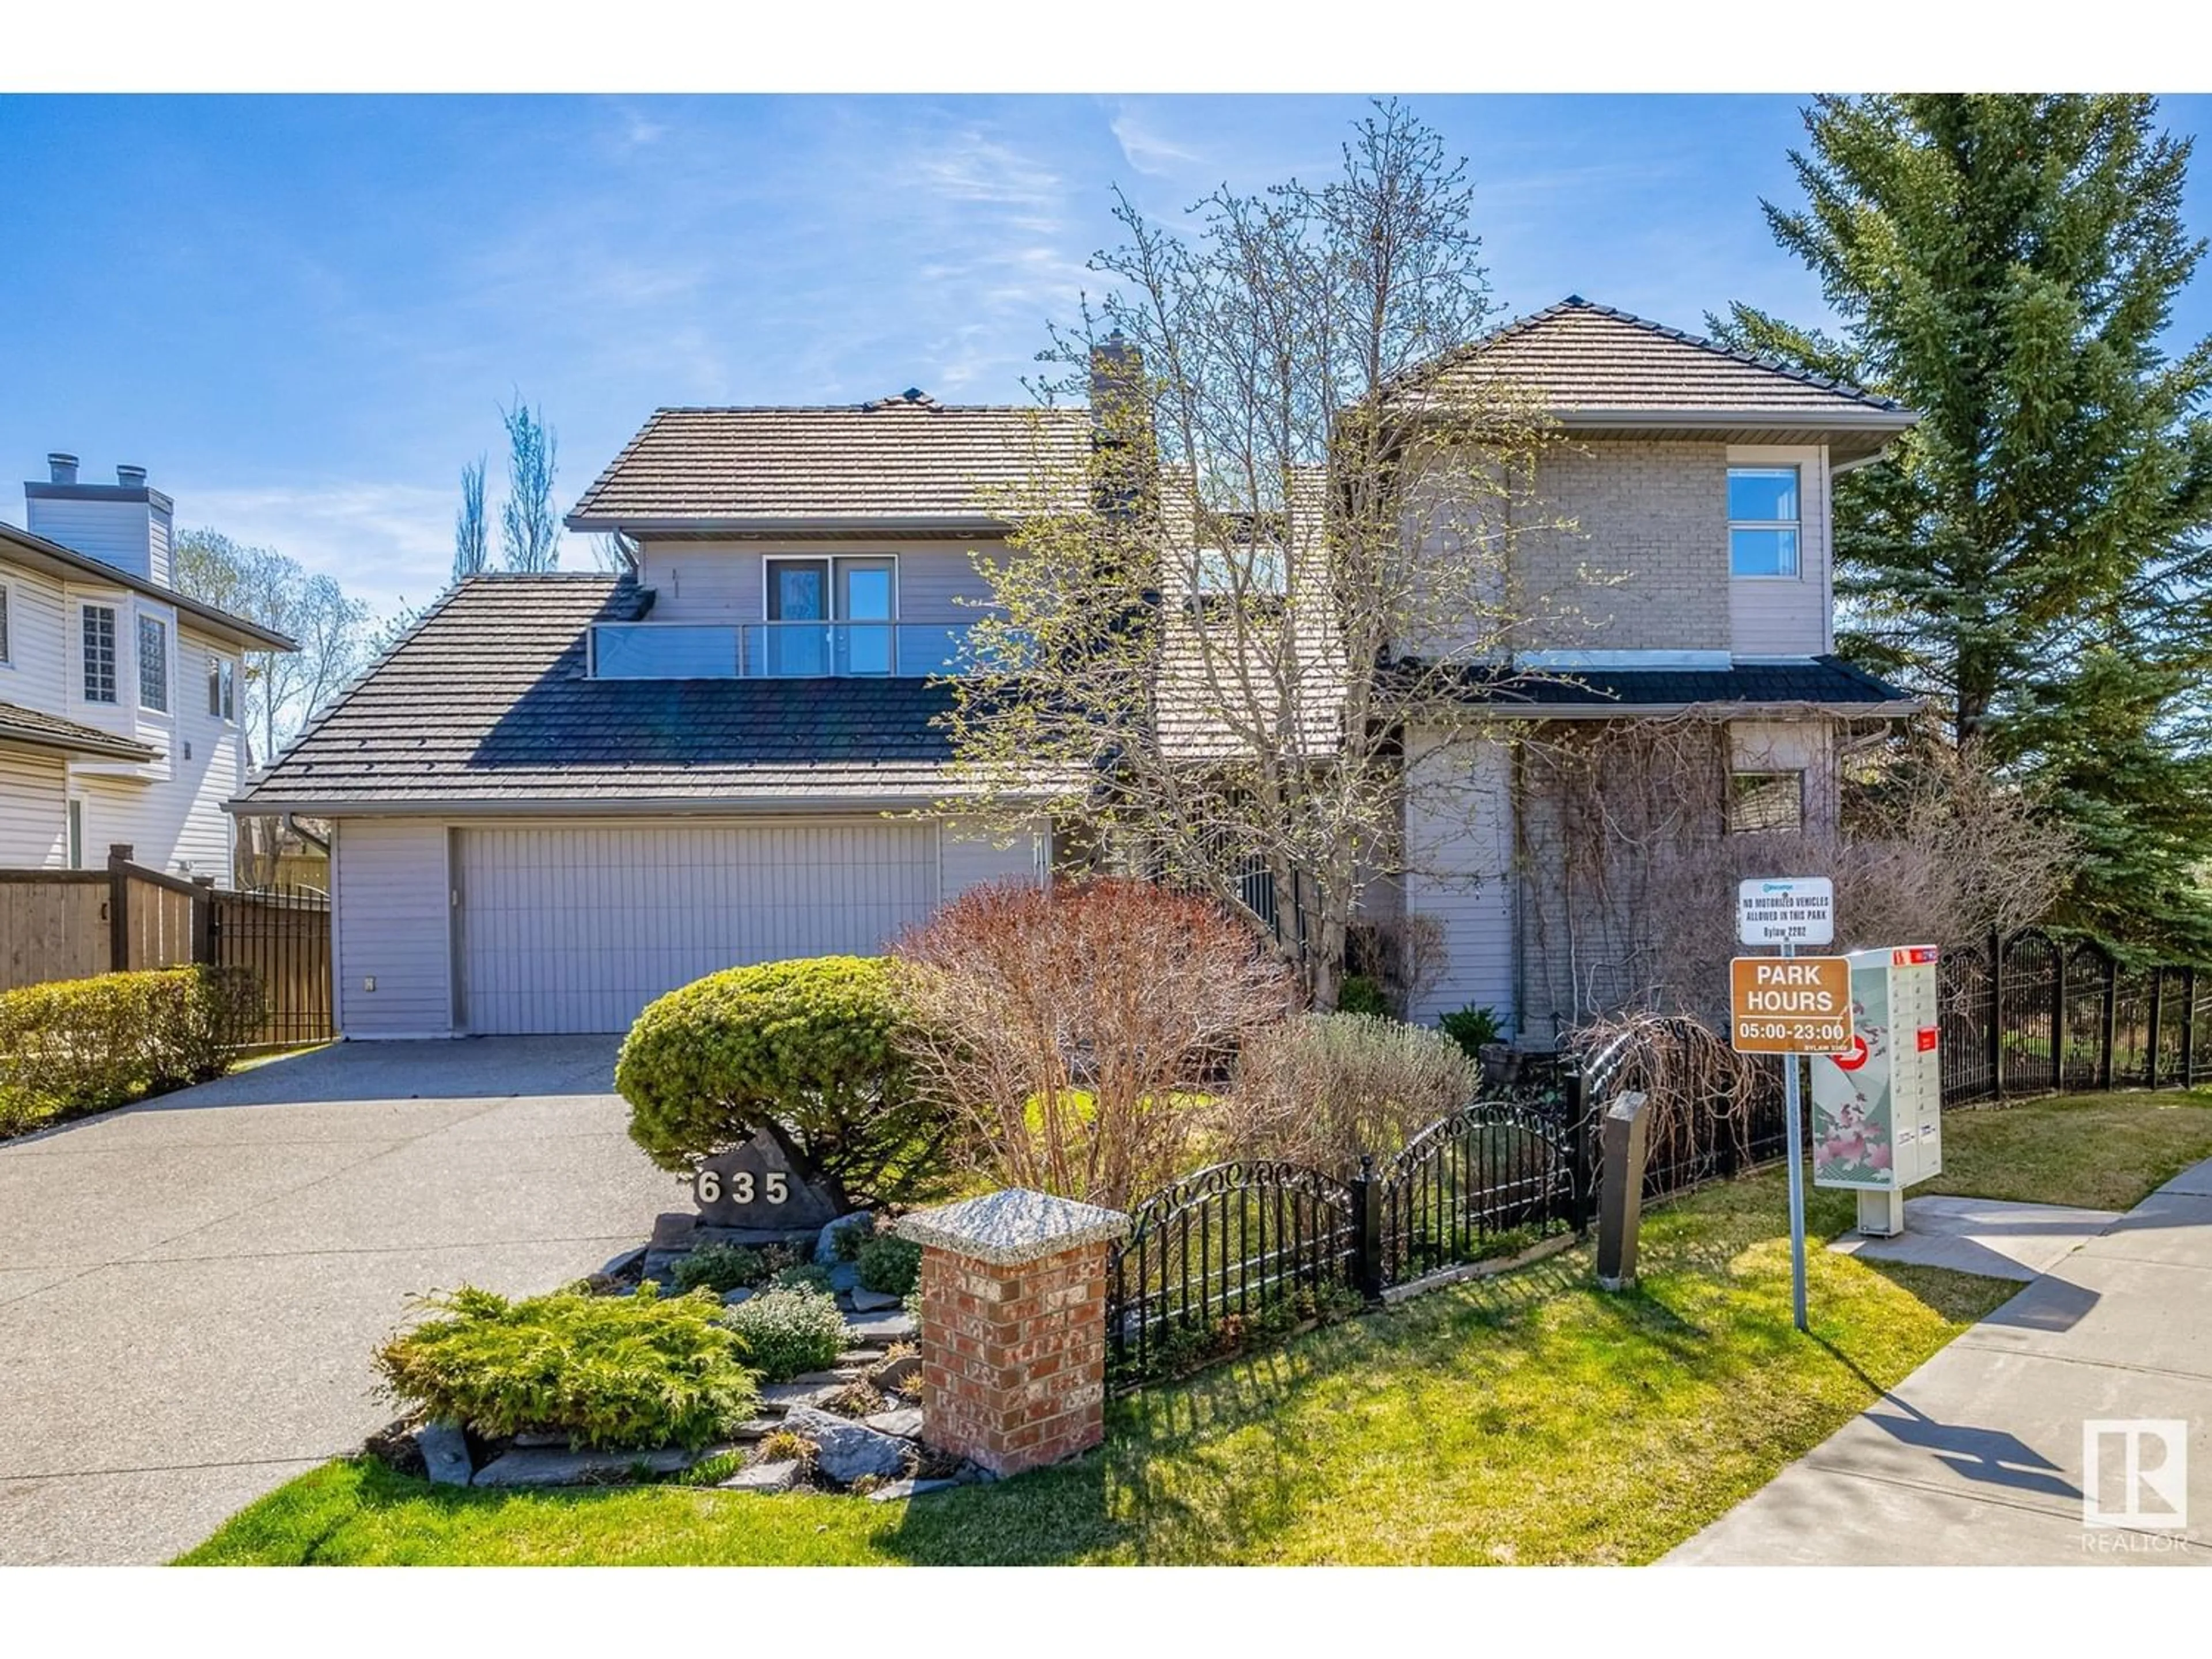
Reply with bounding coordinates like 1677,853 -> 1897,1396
232,298 -> 1916,1041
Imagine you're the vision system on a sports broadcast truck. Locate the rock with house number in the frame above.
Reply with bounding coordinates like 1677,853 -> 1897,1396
691,1119 -> 843,1232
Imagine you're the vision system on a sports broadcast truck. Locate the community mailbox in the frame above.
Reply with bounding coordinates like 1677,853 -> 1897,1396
1809,946 -> 1943,1238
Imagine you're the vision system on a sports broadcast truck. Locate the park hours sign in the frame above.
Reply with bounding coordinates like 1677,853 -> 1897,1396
1737,876 -> 1834,947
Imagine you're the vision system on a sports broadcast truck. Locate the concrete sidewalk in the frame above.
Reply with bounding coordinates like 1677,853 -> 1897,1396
0,1039 -> 686,1565
1667,1157 -> 2212,1565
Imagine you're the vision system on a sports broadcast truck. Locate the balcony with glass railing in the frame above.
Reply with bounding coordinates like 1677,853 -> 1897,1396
590,619 -> 988,680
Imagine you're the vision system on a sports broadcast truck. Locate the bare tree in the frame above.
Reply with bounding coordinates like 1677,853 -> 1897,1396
452,454 -> 488,582
590,531 -> 638,573
943,101 -> 1571,1008
498,396 -> 560,572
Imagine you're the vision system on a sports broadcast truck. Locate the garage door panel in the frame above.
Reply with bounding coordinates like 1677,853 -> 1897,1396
458,822 -> 940,1035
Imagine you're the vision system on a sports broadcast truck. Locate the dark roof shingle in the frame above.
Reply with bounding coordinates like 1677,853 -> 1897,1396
232,575 -> 971,811
1430,655 -> 1919,714
0,699 -> 158,762
567,395 -> 1092,529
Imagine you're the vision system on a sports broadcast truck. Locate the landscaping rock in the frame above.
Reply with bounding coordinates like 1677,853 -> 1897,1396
640,1251 -> 687,1283
863,1407 -> 923,1440
868,1477 -> 956,1503
415,1421 -> 472,1487
843,1310 -> 916,1344
720,1286 -> 755,1306
757,1381 -> 844,1414
828,1262 -> 862,1293
788,1368 -> 868,1387
718,1459 -> 802,1494
471,1446 -> 696,1488
727,1416 -> 781,1441
868,1353 -> 922,1394
848,1287 -> 904,1312
836,1347 -> 885,1366
598,1244 -> 649,1279
782,1406 -> 909,1484
650,1212 -> 701,1250
512,1431 -> 570,1448
815,1212 -> 875,1263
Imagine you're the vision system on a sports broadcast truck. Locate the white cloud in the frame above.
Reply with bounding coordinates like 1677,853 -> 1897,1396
1108,104 -> 1205,178
178,480 -> 457,621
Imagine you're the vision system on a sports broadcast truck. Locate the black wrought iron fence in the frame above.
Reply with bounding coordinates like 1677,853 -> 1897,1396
1376,1101 -> 1578,1286
1940,929 -> 2207,1105
207,884 -> 332,1050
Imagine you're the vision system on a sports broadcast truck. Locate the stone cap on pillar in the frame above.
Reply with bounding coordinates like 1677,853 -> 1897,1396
895,1187 -> 1130,1267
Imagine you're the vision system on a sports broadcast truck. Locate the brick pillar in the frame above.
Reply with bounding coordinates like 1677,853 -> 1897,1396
895,1188 -> 1130,1478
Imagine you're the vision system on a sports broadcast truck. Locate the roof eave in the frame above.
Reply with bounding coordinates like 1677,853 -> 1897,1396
1474,696 -> 1925,721
563,512 -> 1024,538
0,728 -> 161,763
0,523 -> 298,651
222,785 -> 1056,819
1554,406 -> 1919,431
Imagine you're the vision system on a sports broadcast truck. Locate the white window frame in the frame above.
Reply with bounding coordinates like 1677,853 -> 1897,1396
137,608 -> 172,714
1727,464 -> 1803,581
207,651 -> 237,722
66,798 -> 84,869
81,601 -> 119,705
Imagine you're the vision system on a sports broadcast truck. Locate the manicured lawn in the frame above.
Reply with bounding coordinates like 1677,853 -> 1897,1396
180,1088 -> 2203,1567
1921,1088 -> 2212,1211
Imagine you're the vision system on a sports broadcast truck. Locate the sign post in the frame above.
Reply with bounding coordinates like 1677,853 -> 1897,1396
1733,878 -> 1844,1335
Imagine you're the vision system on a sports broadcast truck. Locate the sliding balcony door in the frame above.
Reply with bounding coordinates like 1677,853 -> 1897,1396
766,558 -> 830,676
836,558 -> 895,675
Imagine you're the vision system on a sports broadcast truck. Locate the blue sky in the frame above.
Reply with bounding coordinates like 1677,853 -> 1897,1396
5,92 -> 2211,620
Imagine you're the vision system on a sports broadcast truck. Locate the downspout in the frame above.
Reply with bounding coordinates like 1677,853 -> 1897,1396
283,813 -> 332,857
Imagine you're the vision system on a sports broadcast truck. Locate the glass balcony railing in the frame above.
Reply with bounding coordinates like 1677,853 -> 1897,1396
591,620 -> 990,680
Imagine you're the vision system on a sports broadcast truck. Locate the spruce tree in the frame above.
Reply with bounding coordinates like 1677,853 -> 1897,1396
1717,94 -> 2212,952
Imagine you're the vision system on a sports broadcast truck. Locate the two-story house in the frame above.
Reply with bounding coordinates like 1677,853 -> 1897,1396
232,299 -> 1919,1040
2,456 -> 293,884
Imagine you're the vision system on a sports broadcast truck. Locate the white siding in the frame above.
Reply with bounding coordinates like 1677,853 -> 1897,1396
0,562 -> 69,721
23,497 -> 156,582
940,816 -> 1046,897
1403,734 -> 1517,1031
0,749 -> 68,866
1728,444 -> 1832,658
637,540 -> 1005,628
334,819 -> 455,1038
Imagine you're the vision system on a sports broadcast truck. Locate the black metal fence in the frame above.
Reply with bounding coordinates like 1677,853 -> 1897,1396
1938,929 -> 2212,1104
208,884 -> 333,1050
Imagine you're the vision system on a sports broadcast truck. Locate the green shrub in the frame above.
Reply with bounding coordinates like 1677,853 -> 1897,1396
668,1243 -> 770,1295
372,1283 -> 758,1451
855,1233 -> 921,1298
1438,1003 -> 1505,1060
0,965 -> 261,1138
722,1285 -> 849,1382
773,1262 -> 835,1294
1336,974 -> 1389,1017
615,956 -> 953,1207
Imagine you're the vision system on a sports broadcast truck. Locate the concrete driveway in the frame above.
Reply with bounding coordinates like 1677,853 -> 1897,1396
0,1038 -> 687,1565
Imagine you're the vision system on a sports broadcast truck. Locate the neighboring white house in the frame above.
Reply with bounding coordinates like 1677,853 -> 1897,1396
233,301 -> 1921,1040
0,456 -> 294,884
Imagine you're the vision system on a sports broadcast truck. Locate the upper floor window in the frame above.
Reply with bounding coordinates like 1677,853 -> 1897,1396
1194,543 -> 1287,598
1728,770 -> 1805,834
82,605 -> 118,703
207,653 -> 237,722
1728,466 -> 1801,578
138,613 -> 169,712
764,555 -> 896,676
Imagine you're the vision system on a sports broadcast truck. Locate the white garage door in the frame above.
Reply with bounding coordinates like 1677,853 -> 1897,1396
456,821 -> 942,1035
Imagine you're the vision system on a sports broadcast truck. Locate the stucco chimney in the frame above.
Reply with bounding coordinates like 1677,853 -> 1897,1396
47,452 -> 78,484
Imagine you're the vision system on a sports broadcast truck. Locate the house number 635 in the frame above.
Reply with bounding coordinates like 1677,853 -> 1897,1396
696,1170 -> 789,1205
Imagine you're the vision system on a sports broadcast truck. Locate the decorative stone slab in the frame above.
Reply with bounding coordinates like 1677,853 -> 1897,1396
843,1310 -> 916,1344
696,1225 -> 821,1249
786,1368 -> 868,1387
782,1406 -> 909,1484
896,1188 -> 1130,1267
694,1121 -> 843,1232
718,1459 -> 801,1494
868,1477 -> 957,1503
471,1446 -> 695,1488
757,1381 -> 844,1414
721,1287 -> 755,1306
848,1287 -> 903,1312
863,1407 -> 923,1440
835,1348 -> 885,1366
416,1421 -> 472,1487
650,1212 -> 701,1250
726,1416 -> 780,1441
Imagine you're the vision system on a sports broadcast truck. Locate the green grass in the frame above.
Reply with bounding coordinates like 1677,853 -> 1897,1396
179,1088 -> 2205,1567
1924,1088 -> 2212,1210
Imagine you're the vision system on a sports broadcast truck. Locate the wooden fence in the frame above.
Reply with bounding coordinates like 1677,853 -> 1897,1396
0,843 -> 212,993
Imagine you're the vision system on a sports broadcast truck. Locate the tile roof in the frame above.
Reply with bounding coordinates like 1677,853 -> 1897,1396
1421,297 -> 1910,419
0,699 -> 158,762
567,393 -> 1093,530
231,574 -> 977,812
0,522 -> 297,652
1429,655 -> 1919,714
